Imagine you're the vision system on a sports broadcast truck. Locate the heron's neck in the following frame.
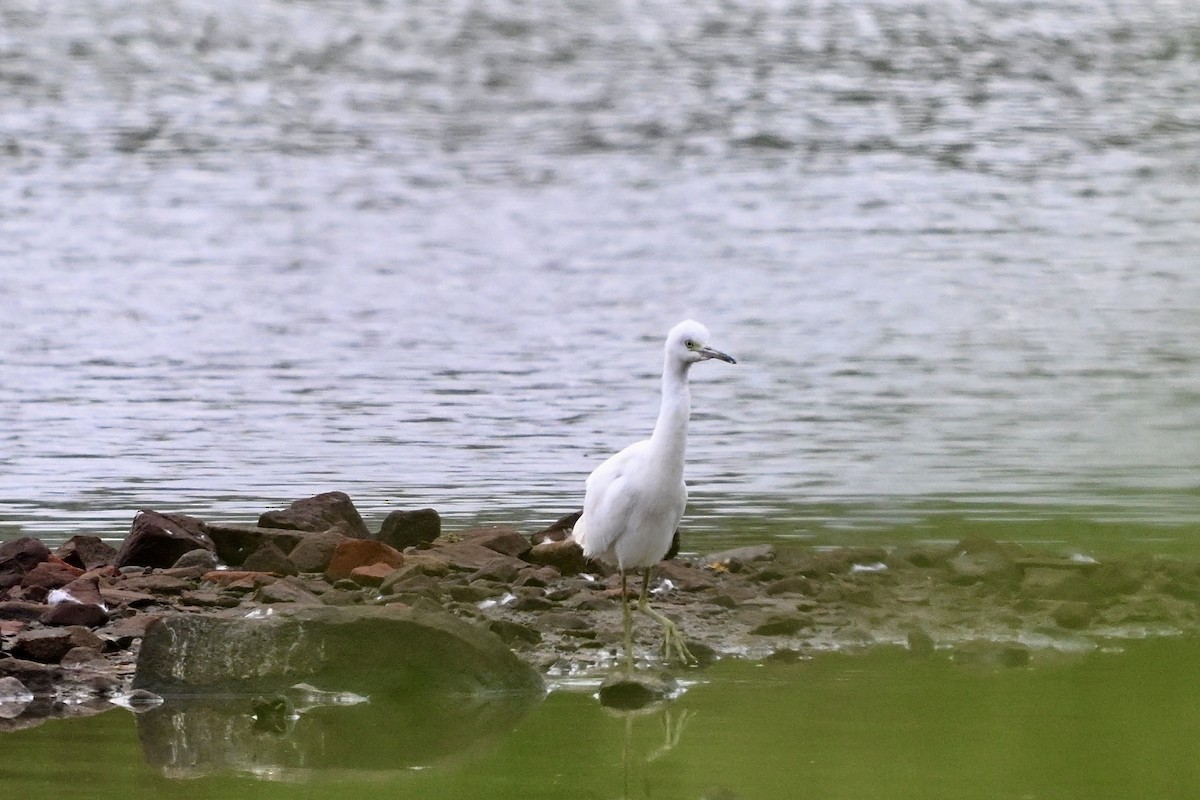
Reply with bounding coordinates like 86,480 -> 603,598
649,357 -> 691,471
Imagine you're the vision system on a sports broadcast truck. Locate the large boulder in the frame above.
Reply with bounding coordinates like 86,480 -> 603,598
116,511 -> 213,569
0,537 -> 51,590
257,492 -> 370,539
133,604 -> 543,700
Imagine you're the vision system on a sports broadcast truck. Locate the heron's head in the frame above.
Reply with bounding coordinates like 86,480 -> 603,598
667,319 -> 737,365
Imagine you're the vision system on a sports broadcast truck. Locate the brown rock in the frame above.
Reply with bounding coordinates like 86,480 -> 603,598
349,562 -> 399,587
255,579 -> 323,604
202,523 -> 307,567
0,537 -> 51,590
0,600 -> 51,622
460,526 -> 532,560
434,541 -> 523,571
258,491 -> 370,539
515,566 -> 560,587
54,535 -> 118,571
766,576 -> 816,596
41,601 -> 109,628
530,511 -> 581,545
115,510 -> 213,569
60,646 -> 104,667
55,574 -> 105,606
21,558 -> 84,591
117,574 -> 192,596
655,561 -> 717,592
12,626 -> 103,663
0,658 -> 62,696
750,614 -> 811,636
200,570 -> 277,588
241,541 -> 299,576
378,508 -> 442,550
287,530 -> 347,573
526,539 -> 592,576
324,539 -> 404,583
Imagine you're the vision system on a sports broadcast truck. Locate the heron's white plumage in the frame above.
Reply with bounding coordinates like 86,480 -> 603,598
573,319 -> 733,572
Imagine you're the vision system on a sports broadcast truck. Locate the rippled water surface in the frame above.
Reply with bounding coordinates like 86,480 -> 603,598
2,0 -> 1199,550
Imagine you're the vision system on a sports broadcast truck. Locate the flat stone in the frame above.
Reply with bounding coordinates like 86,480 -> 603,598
0,601 -> 52,622
117,574 -> 192,596
750,614 -> 811,636
435,541 -> 523,571
348,562 -> 399,587
703,544 -> 775,567
256,580 -> 323,605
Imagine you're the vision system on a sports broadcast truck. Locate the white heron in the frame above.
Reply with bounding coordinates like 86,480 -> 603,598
573,319 -> 736,667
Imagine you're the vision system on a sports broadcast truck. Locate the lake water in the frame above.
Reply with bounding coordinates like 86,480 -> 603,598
5,639 -> 1200,798
2,0 -> 1200,554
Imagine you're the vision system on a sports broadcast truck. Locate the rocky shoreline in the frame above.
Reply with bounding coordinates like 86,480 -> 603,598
3,491 -> 1200,727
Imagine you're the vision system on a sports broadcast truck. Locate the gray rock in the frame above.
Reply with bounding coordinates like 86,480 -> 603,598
288,530 -> 347,573
378,508 -> 441,550
133,603 -> 543,699
172,548 -> 219,570
704,544 -> 775,568
468,557 -> 522,584
257,491 -> 370,539
115,511 -> 213,569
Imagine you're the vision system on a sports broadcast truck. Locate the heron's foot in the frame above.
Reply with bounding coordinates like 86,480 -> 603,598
638,600 -> 696,666
659,618 -> 696,666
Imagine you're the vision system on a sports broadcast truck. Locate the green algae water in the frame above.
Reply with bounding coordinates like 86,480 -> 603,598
6,639 -> 1200,799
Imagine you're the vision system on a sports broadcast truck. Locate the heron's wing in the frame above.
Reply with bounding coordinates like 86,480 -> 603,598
573,440 -> 648,559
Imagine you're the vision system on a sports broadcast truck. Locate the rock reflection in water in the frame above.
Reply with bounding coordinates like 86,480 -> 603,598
136,683 -> 542,780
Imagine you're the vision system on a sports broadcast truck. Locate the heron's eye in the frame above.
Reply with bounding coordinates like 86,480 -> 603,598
684,339 -> 696,349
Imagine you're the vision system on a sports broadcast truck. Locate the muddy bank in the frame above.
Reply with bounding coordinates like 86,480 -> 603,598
2,492 -> 1199,726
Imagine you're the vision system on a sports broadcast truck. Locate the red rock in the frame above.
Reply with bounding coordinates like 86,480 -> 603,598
21,559 -> 84,591
348,563 -> 398,587
325,540 -> 404,583
200,570 -> 277,586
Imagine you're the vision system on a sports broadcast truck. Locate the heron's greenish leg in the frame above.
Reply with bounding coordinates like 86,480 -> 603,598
638,567 -> 696,665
